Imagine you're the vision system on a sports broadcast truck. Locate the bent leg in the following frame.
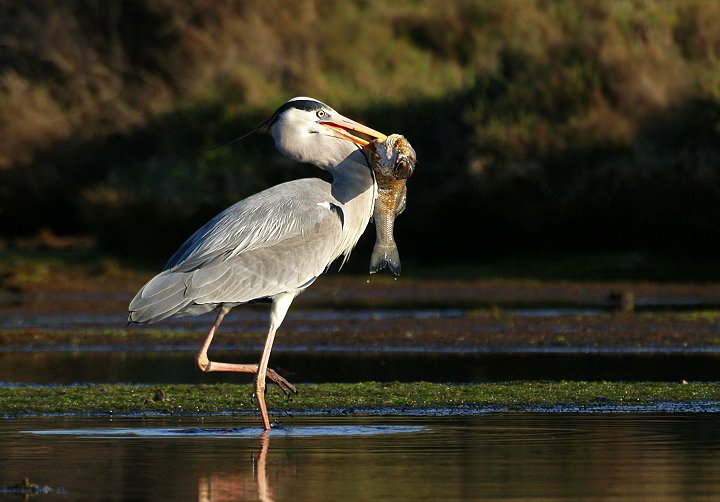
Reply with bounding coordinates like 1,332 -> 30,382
196,305 -> 297,396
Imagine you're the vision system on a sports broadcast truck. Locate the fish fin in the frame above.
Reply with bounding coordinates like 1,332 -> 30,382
369,244 -> 401,276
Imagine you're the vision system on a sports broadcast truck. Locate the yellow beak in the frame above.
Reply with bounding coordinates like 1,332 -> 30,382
320,114 -> 387,147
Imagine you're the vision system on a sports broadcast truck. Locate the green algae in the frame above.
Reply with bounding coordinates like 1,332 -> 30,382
1,382 -> 718,417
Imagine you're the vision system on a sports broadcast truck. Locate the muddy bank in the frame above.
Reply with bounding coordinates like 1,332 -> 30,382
2,263 -> 720,352
2,302 -> 719,353
1,313 -> 720,351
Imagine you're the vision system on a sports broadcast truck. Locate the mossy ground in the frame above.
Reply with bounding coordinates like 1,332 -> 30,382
2,253 -> 719,420
1,382 -> 718,417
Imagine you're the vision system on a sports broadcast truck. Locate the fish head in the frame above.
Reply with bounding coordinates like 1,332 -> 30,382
369,134 -> 416,180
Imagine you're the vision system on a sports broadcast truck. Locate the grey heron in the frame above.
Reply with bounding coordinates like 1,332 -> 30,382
128,97 -> 387,429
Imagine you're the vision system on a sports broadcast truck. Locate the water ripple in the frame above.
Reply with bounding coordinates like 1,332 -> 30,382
24,424 -> 426,438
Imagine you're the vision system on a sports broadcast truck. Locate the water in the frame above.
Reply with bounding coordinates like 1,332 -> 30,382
2,414 -> 719,501
3,292 -> 720,500
1,350 -> 718,385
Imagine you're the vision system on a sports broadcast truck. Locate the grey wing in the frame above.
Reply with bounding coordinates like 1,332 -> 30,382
129,179 -> 344,324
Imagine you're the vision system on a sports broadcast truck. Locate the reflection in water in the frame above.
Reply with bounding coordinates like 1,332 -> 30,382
4,415 -> 720,501
255,433 -> 272,502
197,434 -> 273,502
24,423 -> 423,501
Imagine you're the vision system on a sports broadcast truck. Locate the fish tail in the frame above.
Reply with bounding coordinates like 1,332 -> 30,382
369,243 -> 401,276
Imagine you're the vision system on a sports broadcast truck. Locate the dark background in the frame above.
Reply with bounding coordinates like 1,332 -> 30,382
1,0 -> 719,274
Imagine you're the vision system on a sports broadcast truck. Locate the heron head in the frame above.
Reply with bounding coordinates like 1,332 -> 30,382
264,97 -> 387,169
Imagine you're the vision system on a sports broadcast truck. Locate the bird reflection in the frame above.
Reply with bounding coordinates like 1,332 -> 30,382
255,432 -> 273,502
198,432 -> 275,502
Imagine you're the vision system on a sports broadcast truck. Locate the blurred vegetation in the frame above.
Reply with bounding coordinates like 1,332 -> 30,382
1,0 -> 720,270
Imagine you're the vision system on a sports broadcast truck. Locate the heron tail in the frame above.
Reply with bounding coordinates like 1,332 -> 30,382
128,271 -> 195,325
369,243 -> 401,276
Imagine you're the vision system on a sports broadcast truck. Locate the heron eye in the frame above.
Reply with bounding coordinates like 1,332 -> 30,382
316,110 -> 326,119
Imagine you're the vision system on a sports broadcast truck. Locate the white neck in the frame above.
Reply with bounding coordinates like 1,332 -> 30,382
328,149 -> 377,265
270,113 -> 376,261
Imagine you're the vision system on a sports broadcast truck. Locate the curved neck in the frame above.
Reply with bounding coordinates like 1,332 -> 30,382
328,149 -> 375,205
326,148 -> 376,265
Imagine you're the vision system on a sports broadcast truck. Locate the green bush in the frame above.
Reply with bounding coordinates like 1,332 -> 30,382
1,0 -> 720,262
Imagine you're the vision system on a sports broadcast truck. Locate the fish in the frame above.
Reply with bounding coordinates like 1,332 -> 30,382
366,133 -> 416,276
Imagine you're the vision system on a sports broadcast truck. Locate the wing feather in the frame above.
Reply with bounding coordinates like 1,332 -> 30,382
166,179 -> 335,272
128,178 -> 345,324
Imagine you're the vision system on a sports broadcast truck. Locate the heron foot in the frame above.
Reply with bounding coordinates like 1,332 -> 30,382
265,368 -> 298,396
195,355 -> 297,395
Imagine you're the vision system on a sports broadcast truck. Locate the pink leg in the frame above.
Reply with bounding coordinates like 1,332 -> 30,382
195,306 -> 297,397
255,325 -> 278,430
255,293 -> 296,430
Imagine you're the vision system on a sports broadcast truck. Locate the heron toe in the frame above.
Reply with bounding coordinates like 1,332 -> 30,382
266,368 -> 298,395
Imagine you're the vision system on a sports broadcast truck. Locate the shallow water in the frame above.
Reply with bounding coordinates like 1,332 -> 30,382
1,349 -> 718,385
2,414 -> 719,501
3,294 -> 720,500
2,296 -> 720,500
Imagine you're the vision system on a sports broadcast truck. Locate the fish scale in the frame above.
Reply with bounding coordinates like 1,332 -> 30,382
367,134 -> 416,276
